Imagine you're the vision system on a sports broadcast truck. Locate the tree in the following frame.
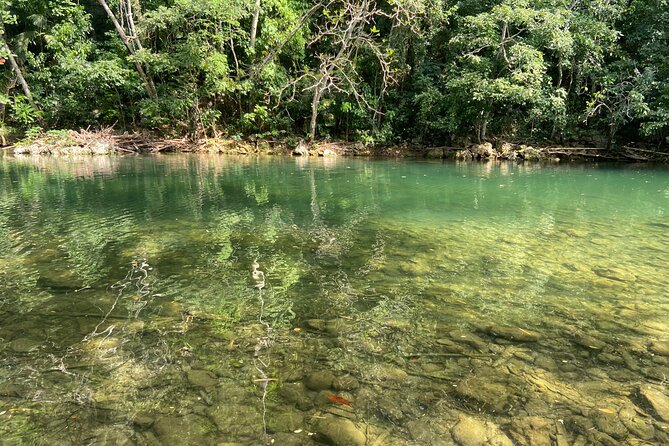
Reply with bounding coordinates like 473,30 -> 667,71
300,0 -> 410,141
95,0 -> 157,100
0,2 -> 35,107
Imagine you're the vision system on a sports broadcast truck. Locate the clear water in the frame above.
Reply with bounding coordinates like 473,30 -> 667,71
1,154 -> 669,445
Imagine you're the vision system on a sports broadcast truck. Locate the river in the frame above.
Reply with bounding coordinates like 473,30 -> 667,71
1,154 -> 668,445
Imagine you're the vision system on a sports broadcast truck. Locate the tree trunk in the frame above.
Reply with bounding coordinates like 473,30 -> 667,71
309,80 -> 325,141
250,0 -> 261,49
499,21 -> 509,64
5,51 -> 33,103
96,0 -> 157,100
1,41 -> 38,111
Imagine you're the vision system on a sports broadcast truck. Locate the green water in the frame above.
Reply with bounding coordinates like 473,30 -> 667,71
1,154 -> 669,445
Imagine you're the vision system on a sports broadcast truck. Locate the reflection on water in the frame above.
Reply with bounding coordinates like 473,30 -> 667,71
1,154 -> 669,445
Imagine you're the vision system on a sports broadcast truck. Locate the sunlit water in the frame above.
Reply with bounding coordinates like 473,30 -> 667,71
1,153 -> 669,445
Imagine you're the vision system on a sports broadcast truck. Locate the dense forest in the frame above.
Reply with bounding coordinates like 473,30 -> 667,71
1,0 -> 668,149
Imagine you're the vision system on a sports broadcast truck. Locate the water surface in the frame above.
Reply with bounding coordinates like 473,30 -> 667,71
1,154 -> 669,445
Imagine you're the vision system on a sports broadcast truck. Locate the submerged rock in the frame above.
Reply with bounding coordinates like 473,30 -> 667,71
449,330 -> 488,351
649,341 -> 669,356
315,416 -> 366,446
368,364 -> 408,383
281,383 -> 314,411
305,371 -> 335,391
267,409 -> 304,433
206,403 -> 262,439
592,267 -> 636,282
303,318 -> 350,336
152,415 -> 215,446
332,375 -> 359,391
640,386 -> 669,422
187,369 -> 218,389
456,379 -> 511,414
573,333 -> 608,350
485,324 -> 541,343
509,417 -> 556,446
9,337 -> 42,353
618,403 -> 655,441
451,415 -> 512,446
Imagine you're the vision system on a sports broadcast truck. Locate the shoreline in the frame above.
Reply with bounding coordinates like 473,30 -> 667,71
3,130 -> 668,163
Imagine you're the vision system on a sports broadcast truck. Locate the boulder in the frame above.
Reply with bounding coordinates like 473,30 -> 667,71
470,143 -> 496,159
499,143 -> 518,159
292,141 -> 309,156
519,146 -> 543,161
426,148 -> 445,159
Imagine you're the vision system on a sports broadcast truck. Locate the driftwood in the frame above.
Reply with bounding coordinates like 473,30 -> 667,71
112,134 -> 193,153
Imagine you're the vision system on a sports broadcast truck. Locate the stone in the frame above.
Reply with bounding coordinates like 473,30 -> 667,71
456,149 -> 473,160
152,415 -> 215,446
268,433 -> 305,446
207,404 -> 262,439
133,412 -> 155,428
376,396 -> 404,423
315,416 -> 366,446
436,338 -> 467,353
187,369 -> 218,389
573,333 -> 607,350
320,149 -> 337,157
519,146 -> 543,161
292,142 -> 309,156
266,409 -> 304,433
499,143 -> 518,158
649,341 -> 669,356
486,324 -> 541,342
451,415 -> 512,446
455,378 -> 511,414
368,365 -> 408,383
426,148 -> 445,159
618,403 -> 655,441
0,383 -> 27,397
592,267 -> 636,282
332,375 -> 359,391
640,386 -> 669,422
305,371 -> 335,390
592,410 -> 629,440
9,337 -> 42,353
449,330 -> 488,351
470,143 -> 496,159
280,383 -> 314,411
303,318 -> 350,336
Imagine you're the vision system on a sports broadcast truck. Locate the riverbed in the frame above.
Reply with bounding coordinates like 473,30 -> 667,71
1,154 -> 668,445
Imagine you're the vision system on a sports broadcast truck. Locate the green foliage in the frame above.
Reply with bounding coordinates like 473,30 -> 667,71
0,0 -> 667,147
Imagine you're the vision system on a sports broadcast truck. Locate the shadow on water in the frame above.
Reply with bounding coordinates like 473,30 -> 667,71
1,154 -> 669,445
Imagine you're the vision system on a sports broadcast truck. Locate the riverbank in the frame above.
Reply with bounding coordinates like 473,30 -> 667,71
4,129 -> 669,162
